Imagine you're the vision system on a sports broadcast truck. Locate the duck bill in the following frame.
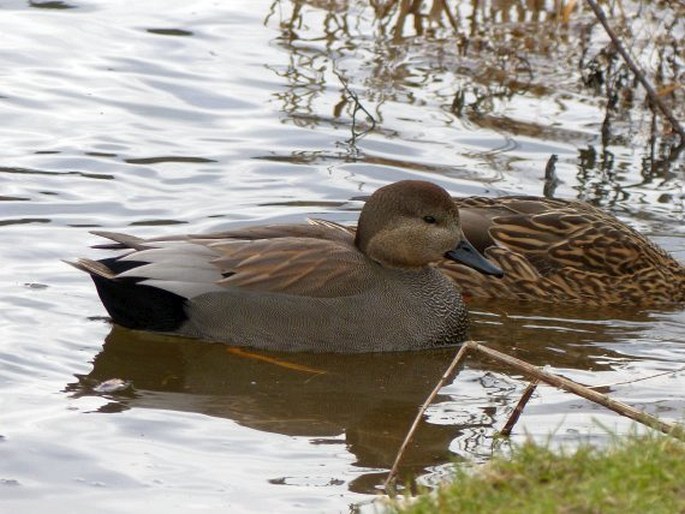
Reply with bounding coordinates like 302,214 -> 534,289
445,239 -> 504,277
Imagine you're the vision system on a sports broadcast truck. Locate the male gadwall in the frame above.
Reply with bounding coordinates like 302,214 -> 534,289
437,196 -> 685,305
70,180 -> 503,352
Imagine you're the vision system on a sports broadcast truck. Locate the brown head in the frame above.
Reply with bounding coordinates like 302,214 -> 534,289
355,180 -> 503,276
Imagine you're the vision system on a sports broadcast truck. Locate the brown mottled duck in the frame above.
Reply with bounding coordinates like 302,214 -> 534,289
439,196 -> 685,306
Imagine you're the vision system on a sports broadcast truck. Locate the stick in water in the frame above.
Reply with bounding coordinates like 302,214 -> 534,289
384,340 -> 685,494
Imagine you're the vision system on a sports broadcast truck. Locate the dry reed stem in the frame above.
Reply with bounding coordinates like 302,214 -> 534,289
471,341 -> 685,440
384,342 -> 471,492
384,340 -> 685,493
499,379 -> 540,437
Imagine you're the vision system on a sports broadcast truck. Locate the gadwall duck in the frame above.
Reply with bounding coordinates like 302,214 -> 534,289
69,180 -> 503,352
438,196 -> 685,305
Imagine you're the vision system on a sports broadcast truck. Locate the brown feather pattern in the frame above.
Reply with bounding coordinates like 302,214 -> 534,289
209,236 -> 369,297
435,196 -> 685,305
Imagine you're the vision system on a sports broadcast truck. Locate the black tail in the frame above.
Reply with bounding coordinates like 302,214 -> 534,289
89,258 -> 188,332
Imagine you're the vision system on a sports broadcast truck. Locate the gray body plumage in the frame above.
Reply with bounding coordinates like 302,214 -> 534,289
180,265 -> 467,352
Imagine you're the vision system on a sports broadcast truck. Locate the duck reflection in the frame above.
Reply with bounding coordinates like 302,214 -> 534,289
71,327 -> 472,492
467,300 -> 667,370
66,303 -> 657,492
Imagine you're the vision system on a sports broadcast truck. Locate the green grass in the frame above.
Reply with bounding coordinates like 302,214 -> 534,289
390,435 -> 685,514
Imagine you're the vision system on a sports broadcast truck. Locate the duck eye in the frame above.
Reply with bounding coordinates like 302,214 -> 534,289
423,215 -> 437,224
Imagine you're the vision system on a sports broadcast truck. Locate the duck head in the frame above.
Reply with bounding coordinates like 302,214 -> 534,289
355,180 -> 503,277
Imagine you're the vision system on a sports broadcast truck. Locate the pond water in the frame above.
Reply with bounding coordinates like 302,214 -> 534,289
1,1 -> 684,513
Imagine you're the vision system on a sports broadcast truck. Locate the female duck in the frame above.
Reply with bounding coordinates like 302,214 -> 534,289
439,196 -> 685,305
70,180 -> 502,352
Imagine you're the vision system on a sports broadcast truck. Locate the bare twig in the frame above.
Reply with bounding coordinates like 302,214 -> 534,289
584,0 -> 685,143
385,340 -> 685,494
499,379 -> 540,437
384,342 -> 471,492
588,366 -> 685,390
470,342 -> 685,440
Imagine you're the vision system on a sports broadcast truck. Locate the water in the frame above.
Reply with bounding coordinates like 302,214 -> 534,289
1,1 -> 684,512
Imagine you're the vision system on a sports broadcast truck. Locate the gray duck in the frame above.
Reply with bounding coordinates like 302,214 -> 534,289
69,180 -> 503,352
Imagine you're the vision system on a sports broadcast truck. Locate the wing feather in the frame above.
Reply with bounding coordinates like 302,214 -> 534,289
87,222 -> 369,299
210,237 -> 370,297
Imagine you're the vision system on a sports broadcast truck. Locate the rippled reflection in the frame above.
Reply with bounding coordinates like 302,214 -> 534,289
265,0 -> 684,211
65,296 -> 681,493
69,329 -> 465,492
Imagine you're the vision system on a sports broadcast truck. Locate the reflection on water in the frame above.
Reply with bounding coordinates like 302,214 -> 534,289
65,297 -> 684,494
266,0 -> 684,212
70,329 -> 465,493
469,300 -> 668,366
